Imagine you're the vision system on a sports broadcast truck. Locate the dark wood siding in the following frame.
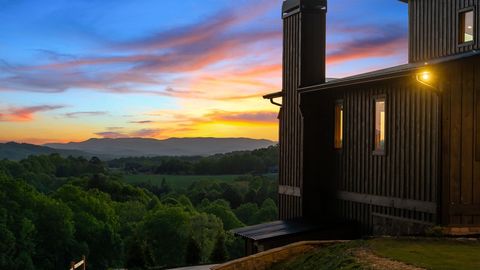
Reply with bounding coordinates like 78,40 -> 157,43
302,78 -> 440,233
279,12 -> 303,220
441,57 -> 480,225
409,0 -> 480,63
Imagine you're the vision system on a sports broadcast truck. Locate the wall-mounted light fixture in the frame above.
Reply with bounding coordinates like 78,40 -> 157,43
415,70 -> 437,90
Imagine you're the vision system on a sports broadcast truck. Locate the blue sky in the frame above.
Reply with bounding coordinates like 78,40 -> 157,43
0,0 -> 408,143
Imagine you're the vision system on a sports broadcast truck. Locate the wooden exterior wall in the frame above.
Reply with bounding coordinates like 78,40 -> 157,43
279,12 -> 303,220
440,57 -> 480,226
301,77 -> 441,234
409,0 -> 480,63
279,1 -> 326,220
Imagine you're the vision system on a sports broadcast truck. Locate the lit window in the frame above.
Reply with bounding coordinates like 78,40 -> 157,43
459,10 -> 474,44
374,98 -> 386,154
334,101 -> 343,149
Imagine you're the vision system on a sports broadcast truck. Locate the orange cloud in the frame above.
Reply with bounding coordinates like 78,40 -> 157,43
0,105 -> 64,122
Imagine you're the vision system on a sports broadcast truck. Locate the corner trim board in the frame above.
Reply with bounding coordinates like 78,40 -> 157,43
279,185 -> 302,197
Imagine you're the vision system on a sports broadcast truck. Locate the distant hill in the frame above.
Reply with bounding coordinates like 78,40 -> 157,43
45,137 -> 277,158
0,142 -> 93,161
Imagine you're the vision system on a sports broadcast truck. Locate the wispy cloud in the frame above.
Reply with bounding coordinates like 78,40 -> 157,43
0,105 -> 65,122
94,131 -> 126,139
64,111 -> 108,118
0,0 -> 281,101
129,120 -> 154,124
94,128 -> 162,138
130,128 -> 162,137
206,111 -> 278,124
327,24 -> 407,65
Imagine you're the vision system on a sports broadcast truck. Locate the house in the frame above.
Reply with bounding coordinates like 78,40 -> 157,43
233,0 -> 480,255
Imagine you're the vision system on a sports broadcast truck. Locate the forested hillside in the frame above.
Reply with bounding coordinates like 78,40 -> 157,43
0,142 -> 93,161
0,154 -> 277,269
109,145 -> 279,175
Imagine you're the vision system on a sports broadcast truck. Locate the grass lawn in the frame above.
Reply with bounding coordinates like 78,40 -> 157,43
269,238 -> 480,270
368,238 -> 480,270
269,242 -> 365,270
123,173 -> 277,190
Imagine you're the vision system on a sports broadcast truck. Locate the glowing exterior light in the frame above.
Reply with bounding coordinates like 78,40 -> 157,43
421,71 -> 431,82
416,70 -> 437,90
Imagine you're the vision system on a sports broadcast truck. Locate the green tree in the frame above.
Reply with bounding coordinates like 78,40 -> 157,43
190,212 -> 223,262
234,203 -> 259,225
139,206 -> 191,267
210,234 -> 228,263
221,186 -> 243,209
54,185 -> 122,269
0,222 -> 15,269
185,237 -> 201,265
199,200 -> 244,230
252,198 -> 278,224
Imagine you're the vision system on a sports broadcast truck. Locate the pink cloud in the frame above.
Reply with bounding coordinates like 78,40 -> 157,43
0,105 -> 64,122
130,128 -> 162,137
206,111 -> 278,124
327,24 -> 407,65
129,120 -> 154,124
94,131 -> 127,139
94,128 -> 162,139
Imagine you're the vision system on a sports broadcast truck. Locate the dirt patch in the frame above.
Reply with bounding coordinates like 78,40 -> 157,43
353,248 -> 425,270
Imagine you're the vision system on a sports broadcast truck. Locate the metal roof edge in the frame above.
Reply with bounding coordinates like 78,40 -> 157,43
299,50 -> 480,94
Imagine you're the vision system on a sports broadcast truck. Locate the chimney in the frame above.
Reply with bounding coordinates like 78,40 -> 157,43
276,0 -> 327,220
282,0 -> 327,87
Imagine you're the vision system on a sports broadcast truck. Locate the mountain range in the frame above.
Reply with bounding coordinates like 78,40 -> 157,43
0,142 -> 92,161
0,137 -> 276,160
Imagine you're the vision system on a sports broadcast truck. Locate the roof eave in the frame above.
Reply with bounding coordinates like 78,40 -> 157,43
263,91 -> 283,100
299,50 -> 480,94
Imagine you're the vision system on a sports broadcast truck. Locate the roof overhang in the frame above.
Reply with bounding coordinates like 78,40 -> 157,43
232,219 -> 324,241
263,91 -> 283,107
299,50 -> 480,94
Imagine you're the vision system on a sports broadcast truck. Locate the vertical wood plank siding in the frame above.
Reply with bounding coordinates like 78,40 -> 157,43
409,0 -> 480,63
441,58 -> 480,225
337,80 -> 439,233
301,77 -> 440,234
279,13 -> 303,220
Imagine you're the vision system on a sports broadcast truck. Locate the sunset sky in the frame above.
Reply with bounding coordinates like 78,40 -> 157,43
0,0 -> 408,144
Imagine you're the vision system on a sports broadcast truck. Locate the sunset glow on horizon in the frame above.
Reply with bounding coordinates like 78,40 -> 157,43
0,0 -> 408,144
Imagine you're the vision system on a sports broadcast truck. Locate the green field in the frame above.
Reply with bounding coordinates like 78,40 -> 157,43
123,174 -> 276,189
369,238 -> 480,270
270,238 -> 480,270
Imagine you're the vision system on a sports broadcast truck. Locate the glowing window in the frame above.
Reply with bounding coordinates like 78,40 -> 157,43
334,101 -> 343,149
459,10 -> 474,44
374,98 -> 386,154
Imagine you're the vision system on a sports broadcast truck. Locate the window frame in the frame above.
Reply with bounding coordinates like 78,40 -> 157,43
458,7 -> 475,46
373,95 -> 387,156
334,99 -> 344,150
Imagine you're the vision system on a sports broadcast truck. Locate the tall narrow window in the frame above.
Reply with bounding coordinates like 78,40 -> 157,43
374,97 -> 386,154
459,10 -> 474,44
334,101 -> 343,149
